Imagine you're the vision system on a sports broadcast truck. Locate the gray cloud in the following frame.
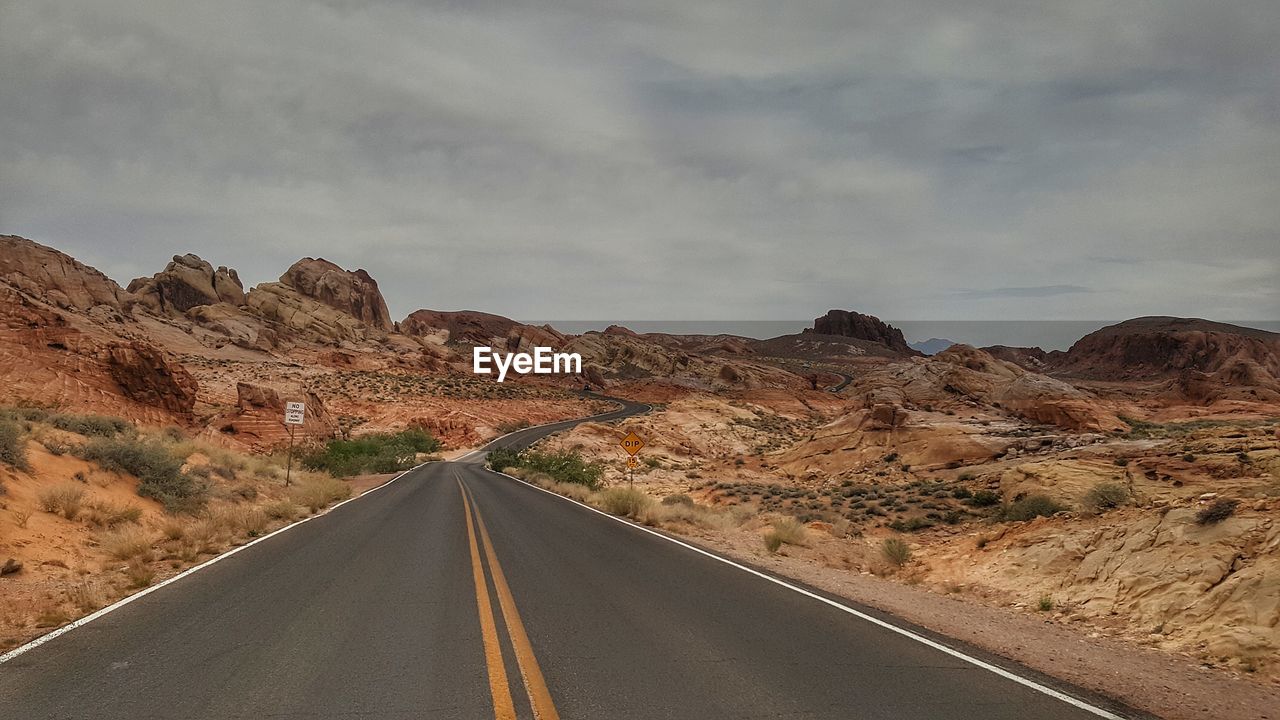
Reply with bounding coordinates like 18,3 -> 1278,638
1,0 -> 1277,322
957,286 -> 1092,300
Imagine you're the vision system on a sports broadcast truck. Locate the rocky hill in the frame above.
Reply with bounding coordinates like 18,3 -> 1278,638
807,309 -> 916,355
1050,317 -> 1280,404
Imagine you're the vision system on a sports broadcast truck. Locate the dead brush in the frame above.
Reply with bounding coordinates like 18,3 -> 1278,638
81,500 -> 142,528
763,517 -> 808,552
288,475 -> 353,512
96,525 -> 154,561
158,516 -> 187,542
123,562 -> 156,588
37,483 -> 86,520
263,499 -> 301,521
211,505 -> 268,537
183,518 -> 225,555
66,580 -> 106,612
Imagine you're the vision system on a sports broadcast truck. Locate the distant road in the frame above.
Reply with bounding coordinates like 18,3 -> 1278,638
0,393 -> 1136,719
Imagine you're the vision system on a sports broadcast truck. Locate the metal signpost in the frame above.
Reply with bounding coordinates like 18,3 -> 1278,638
620,431 -> 645,486
284,401 -> 306,487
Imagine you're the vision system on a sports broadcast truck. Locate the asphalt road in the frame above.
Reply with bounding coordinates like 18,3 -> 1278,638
0,395 -> 1137,719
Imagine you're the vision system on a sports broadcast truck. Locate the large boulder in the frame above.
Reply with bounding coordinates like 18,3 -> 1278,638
127,254 -> 245,315
279,258 -> 393,332
0,235 -> 126,311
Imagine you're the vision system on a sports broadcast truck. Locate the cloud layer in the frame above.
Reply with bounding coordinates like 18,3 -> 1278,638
2,1 -> 1277,321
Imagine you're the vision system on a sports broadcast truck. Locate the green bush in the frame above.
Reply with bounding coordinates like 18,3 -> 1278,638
0,417 -> 28,470
486,447 -> 523,473
303,429 -> 440,477
1000,494 -> 1067,521
487,448 -> 604,489
49,413 -> 131,437
1082,483 -> 1129,513
78,437 -> 205,513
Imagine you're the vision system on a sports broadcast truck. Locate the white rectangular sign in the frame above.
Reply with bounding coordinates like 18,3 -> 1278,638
284,401 -> 306,426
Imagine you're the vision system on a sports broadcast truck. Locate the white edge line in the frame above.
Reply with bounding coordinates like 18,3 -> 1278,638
489,469 -> 1130,720
0,461 -> 431,665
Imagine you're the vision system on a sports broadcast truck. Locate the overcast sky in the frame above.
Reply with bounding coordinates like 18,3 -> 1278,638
2,1 -> 1277,323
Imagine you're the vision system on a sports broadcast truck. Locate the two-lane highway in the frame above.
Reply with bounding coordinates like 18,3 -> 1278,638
0,395 -> 1137,719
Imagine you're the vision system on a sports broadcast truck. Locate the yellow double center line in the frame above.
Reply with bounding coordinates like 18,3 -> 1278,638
458,476 -> 560,720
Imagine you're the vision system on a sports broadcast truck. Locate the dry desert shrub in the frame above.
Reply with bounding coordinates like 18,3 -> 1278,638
123,562 -> 156,589
263,499 -> 302,521
38,483 -> 86,520
882,537 -> 912,567
288,475 -> 353,512
158,517 -> 187,541
67,580 -> 106,612
97,526 -> 154,561
599,487 -> 653,519
1196,498 -> 1239,525
763,517 -> 808,553
211,505 -> 268,537
1081,483 -> 1129,513
81,500 -> 142,528
11,509 -> 31,529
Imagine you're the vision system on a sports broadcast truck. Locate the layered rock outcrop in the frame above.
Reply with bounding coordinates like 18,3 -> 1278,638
0,235 -> 125,310
212,382 -> 337,449
127,254 -> 245,315
279,258 -> 393,332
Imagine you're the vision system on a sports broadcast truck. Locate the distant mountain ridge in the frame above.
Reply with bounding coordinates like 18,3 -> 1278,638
909,338 -> 955,356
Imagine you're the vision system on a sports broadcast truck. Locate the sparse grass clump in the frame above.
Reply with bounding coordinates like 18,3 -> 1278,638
599,487 -> 653,519
999,495 -> 1067,521
489,448 -> 604,489
763,517 -> 807,552
882,537 -> 912,567
81,501 -> 143,527
1082,483 -> 1129,513
1038,594 -> 1054,612
96,526 -> 154,561
289,475 -> 352,512
77,437 -> 205,513
303,429 -> 440,476
263,499 -> 302,521
38,483 -> 86,519
0,417 -> 28,470
1195,499 -> 1238,525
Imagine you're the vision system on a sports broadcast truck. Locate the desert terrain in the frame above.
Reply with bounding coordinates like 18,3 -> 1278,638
2,235 -> 1278,718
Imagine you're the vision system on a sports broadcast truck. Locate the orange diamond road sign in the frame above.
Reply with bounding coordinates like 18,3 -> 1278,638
620,432 -> 645,456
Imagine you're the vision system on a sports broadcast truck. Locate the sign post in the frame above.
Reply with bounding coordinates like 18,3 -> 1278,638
284,401 -> 306,487
620,431 -> 645,487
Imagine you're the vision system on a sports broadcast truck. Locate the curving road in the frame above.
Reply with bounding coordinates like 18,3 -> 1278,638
0,394 -> 1140,719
